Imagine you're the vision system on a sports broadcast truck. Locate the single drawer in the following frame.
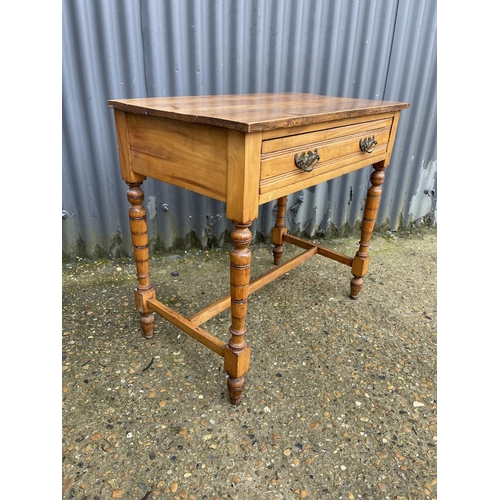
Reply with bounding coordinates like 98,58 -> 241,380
259,116 -> 393,200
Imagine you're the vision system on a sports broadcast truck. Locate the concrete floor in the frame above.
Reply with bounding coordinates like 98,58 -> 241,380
62,228 -> 437,500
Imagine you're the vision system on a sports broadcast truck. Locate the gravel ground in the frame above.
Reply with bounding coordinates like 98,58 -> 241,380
62,228 -> 437,500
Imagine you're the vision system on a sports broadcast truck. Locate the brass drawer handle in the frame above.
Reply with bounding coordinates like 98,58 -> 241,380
294,148 -> 320,172
359,136 -> 377,153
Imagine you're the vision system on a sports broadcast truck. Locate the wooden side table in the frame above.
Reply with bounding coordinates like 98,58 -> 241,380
108,93 -> 409,404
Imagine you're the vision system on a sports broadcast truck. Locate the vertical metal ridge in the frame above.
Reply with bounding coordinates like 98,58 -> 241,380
62,0 -> 436,260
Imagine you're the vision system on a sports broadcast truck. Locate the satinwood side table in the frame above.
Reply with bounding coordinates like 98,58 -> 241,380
108,93 -> 409,405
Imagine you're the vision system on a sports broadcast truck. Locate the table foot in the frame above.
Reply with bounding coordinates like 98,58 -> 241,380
140,312 -> 155,338
273,245 -> 284,266
227,376 -> 245,405
350,277 -> 363,299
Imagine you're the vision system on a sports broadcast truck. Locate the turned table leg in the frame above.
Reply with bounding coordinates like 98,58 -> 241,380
272,196 -> 288,265
224,221 -> 252,405
126,182 -> 156,337
351,162 -> 386,299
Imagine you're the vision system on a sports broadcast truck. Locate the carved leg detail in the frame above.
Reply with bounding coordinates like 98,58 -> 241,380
127,182 -> 156,337
272,196 -> 288,265
351,163 -> 386,299
224,221 -> 252,405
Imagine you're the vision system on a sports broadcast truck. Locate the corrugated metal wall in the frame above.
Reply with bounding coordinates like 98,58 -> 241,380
62,0 -> 437,260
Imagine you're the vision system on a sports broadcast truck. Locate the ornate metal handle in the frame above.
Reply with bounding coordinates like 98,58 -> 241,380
294,148 -> 320,172
359,136 -> 378,153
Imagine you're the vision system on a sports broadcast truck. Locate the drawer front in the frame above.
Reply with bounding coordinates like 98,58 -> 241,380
259,117 -> 393,200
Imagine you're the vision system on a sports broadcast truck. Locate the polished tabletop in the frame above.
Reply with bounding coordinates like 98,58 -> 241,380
108,93 -> 409,132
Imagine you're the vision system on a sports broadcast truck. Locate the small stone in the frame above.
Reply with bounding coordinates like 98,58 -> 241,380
171,271 -> 179,277
112,490 -> 125,498
340,465 -> 346,471
62,477 -> 73,494
413,401 -> 425,407
310,422 -> 319,429
378,482 -> 386,492
106,434 -> 117,443
284,449 -> 291,456
170,483 -> 178,493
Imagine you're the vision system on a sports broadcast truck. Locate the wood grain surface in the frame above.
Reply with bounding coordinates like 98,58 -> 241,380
108,93 -> 409,132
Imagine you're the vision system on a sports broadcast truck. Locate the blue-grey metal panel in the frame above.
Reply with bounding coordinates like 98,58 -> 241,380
383,0 -> 437,228
63,0 -> 149,258
62,0 -> 437,260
